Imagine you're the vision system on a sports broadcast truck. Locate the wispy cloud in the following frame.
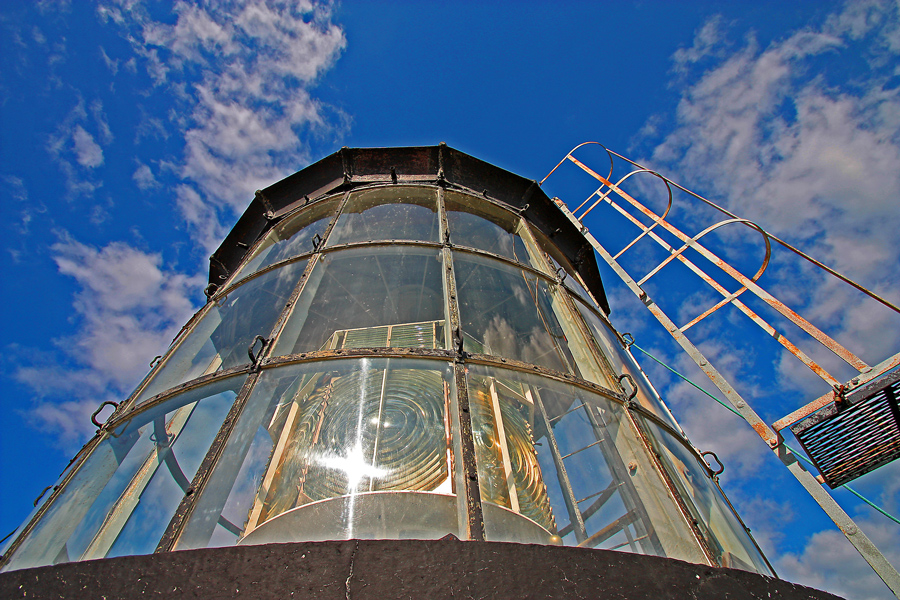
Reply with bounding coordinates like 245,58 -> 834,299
132,161 -> 158,190
16,234 -> 204,447
47,99 -> 114,197
99,0 -> 348,253
17,0 -> 349,449
776,508 -> 900,600
629,0 -> 900,391
71,126 -> 103,168
648,5 -> 900,282
630,1 -> 900,597
670,15 -> 729,75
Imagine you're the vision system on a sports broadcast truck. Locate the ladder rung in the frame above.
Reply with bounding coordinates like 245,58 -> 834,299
561,439 -> 603,460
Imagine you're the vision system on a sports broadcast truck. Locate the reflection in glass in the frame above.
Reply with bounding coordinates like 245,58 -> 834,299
573,299 -> 681,431
175,359 -> 456,549
327,187 -> 439,246
454,253 -> 578,374
1,378 -> 242,571
531,228 -> 597,306
230,198 -> 339,283
272,247 -> 445,355
137,261 -> 306,403
445,191 -> 532,266
466,366 -> 671,556
641,421 -> 773,574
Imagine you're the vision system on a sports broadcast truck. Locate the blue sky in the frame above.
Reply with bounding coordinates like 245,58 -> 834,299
1,1 -> 899,598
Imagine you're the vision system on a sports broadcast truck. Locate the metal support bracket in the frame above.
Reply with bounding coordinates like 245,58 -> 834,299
90,401 -> 120,430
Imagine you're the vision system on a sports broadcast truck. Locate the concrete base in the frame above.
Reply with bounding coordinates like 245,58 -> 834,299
0,539 -> 843,599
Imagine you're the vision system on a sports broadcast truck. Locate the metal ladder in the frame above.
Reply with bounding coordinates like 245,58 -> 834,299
540,142 -> 900,597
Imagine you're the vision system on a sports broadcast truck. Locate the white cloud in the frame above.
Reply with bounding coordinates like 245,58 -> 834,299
628,3 -> 900,598
46,100 -> 116,197
636,0 -> 900,388
90,99 -> 114,145
35,0 -> 71,16
20,1 -> 348,449
671,15 -> 728,74
132,162 -> 158,190
16,234 -> 203,446
72,126 -> 103,168
32,26 -> 47,46
98,0 -> 348,253
99,46 -> 119,74
175,183 -> 228,254
776,511 -> 900,600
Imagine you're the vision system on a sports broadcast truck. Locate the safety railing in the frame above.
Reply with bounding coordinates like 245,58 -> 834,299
540,141 -> 900,597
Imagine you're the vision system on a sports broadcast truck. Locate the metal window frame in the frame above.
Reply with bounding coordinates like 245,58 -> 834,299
2,181 -> 743,573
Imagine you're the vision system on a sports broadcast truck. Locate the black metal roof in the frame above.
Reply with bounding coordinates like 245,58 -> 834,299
209,144 -> 610,313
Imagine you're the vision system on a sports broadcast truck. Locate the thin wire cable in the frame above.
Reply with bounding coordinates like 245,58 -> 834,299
629,341 -> 900,527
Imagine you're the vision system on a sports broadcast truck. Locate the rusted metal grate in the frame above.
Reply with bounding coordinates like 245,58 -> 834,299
791,369 -> 900,488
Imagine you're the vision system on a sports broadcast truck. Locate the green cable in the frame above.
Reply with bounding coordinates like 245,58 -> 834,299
629,341 -> 900,527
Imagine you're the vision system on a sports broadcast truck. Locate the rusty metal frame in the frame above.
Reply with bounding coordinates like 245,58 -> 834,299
541,142 -> 900,596
439,191 -> 486,539
209,146 -> 612,314
0,367 -> 251,568
0,432 -> 103,567
521,217 -> 715,559
156,371 -> 262,552
3,159 -> 782,573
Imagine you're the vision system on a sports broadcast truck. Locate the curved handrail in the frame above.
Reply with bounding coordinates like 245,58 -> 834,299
601,148 -> 900,316
540,141 -> 613,187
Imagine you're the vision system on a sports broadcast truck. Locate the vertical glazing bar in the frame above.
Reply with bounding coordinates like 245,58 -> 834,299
263,191 -> 350,358
0,434 -> 104,568
441,187 -> 485,540
155,371 -> 261,552
453,363 -> 484,541
581,402 -> 664,555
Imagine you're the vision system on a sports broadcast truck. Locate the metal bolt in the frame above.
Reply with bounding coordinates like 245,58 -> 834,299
735,401 -> 745,409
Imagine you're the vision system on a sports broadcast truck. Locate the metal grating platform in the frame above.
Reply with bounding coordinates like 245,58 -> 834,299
791,369 -> 900,488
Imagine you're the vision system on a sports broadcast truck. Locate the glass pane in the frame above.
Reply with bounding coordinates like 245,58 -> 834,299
136,261 -> 306,404
466,365 -> 704,562
326,186 -> 439,246
272,247 -> 446,355
175,359 -> 457,549
642,420 -> 773,574
2,377 -> 242,570
573,299 -> 681,431
445,191 -> 533,266
531,228 -> 597,306
453,253 -> 578,374
230,198 -> 339,283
